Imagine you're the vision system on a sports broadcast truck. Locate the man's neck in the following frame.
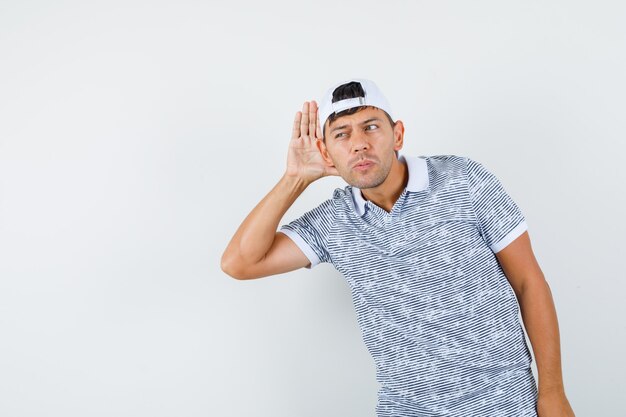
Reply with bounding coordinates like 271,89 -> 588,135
360,157 -> 408,213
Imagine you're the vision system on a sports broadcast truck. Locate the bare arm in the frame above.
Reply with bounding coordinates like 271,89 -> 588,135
495,231 -> 575,417
221,174 -> 311,279
220,100 -> 338,280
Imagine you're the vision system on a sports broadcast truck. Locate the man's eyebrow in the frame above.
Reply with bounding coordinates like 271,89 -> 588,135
330,124 -> 349,134
360,117 -> 382,125
330,118 -> 383,134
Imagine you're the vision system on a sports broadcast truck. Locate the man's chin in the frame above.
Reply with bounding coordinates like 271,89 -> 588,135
347,177 -> 385,190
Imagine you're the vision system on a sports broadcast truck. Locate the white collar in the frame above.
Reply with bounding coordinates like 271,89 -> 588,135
351,154 -> 429,217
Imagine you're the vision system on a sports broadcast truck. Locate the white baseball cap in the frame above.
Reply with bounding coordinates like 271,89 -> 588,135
318,78 -> 394,137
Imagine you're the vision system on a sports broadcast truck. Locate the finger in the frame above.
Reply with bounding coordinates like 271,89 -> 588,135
309,100 -> 317,140
300,101 -> 309,138
291,111 -> 302,140
316,113 -> 323,140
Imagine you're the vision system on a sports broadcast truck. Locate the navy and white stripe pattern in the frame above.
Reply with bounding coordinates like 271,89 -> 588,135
279,154 -> 537,416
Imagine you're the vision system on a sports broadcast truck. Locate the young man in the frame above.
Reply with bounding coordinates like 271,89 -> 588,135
221,78 -> 575,417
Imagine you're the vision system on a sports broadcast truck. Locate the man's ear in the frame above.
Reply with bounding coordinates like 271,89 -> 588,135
316,139 -> 335,167
392,120 -> 405,152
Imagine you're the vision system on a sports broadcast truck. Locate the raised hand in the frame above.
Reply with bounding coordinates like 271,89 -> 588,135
286,101 -> 339,183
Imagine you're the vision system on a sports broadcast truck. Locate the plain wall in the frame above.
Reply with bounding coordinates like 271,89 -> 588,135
1,1 -> 625,416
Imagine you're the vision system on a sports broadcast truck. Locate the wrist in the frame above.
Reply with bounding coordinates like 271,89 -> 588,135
281,172 -> 313,191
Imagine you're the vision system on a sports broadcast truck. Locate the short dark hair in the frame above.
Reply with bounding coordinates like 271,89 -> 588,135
323,81 -> 395,141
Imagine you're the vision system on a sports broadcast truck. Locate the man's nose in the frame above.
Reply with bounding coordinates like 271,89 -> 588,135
351,131 -> 369,152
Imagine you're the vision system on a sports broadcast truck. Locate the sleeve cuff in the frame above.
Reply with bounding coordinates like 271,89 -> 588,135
278,228 -> 321,269
490,220 -> 528,253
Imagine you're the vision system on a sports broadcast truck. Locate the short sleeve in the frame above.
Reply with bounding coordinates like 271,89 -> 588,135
278,199 -> 334,269
465,158 -> 528,253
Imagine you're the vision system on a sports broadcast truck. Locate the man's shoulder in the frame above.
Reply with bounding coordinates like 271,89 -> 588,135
421,154 -> 469,167
302,187 -> 348,217
417,154 -> 471,178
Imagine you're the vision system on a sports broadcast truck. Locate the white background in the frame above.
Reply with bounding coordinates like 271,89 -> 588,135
1,1 -> 624,416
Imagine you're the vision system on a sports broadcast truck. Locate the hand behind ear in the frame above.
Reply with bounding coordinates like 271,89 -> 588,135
315,137 -> 339,177
286,101 -> 339,182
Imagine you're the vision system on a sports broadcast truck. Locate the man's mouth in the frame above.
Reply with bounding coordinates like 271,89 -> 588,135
353,160 -> 374,170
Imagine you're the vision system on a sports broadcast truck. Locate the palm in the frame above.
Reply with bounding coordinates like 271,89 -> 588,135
287,135 -> 326,177
286,101 -> 339,180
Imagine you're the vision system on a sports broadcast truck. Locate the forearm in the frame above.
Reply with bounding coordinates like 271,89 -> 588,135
517,276 -> 565,395
496,233 -> 574,415
221,173 -> 310,269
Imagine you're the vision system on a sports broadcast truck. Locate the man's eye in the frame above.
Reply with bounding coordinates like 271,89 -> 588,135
366,124 -> 378,131
335,133 -> 346,139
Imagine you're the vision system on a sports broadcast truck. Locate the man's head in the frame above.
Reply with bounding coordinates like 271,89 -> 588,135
316,79 -> 405,189
318,80 -> 395,141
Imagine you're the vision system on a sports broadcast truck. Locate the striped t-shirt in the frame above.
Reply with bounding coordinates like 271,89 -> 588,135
279,154 -> 538,417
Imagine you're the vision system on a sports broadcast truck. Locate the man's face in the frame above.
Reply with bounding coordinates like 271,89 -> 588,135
317,106 -> 404,189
